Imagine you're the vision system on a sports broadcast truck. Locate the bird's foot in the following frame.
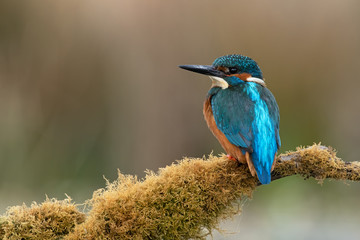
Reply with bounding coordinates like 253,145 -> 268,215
226,154 -> 238,163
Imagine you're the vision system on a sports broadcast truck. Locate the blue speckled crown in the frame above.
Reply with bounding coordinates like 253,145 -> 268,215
212,54 -> 263,79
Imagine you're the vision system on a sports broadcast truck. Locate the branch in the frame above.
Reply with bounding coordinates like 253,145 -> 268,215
0,144 -> 359,240
272,145 -> 360,182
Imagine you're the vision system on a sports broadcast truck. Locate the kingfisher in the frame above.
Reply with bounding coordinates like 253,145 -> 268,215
179,54 -> 280,184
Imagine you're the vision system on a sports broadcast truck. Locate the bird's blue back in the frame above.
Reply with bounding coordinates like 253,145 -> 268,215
209,82 -> 280,184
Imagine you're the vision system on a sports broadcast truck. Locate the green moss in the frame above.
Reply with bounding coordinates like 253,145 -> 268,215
273,144 -> 360,182
1,144 -> 359,239
67,156 -> 256,239
1,197 -> 85,240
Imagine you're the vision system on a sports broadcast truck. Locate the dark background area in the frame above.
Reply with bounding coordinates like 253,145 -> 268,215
0,1 -> 360,239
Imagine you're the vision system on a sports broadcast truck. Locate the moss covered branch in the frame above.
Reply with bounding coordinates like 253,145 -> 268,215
1,144 -> 359,239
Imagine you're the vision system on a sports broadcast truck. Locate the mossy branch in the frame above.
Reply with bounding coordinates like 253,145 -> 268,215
1,144 -> 359,239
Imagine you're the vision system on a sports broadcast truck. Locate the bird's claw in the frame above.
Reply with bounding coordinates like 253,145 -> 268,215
226,154 -> 238,162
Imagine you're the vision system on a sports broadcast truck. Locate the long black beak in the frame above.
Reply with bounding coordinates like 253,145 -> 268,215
179,65 -> 225,77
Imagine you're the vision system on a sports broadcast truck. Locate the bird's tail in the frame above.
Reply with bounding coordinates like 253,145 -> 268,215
255,165 -> 272,185
252,147 -> 277,185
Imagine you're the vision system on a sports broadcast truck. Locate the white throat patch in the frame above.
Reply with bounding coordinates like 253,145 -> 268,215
209,76 -> 229,89
246,77 -> 266,87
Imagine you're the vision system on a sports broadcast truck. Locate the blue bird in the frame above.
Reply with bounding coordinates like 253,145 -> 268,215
179,54 -> 281,184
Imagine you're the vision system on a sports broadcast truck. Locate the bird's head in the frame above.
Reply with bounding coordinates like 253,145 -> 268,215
179,54 -> 265,89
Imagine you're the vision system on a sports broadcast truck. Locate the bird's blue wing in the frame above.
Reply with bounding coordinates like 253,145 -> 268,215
211,85 -> 280,151
211,86 -> 255,152
261,87 -> 281,149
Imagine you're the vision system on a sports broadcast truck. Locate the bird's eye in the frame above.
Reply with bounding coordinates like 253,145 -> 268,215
229,67 -> 238,74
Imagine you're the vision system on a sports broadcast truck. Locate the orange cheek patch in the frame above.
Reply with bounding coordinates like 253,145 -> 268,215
216,66 -> 228,72
228,73 -> 251,81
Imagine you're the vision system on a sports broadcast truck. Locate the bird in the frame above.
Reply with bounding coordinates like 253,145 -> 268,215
179,54 -> 280,184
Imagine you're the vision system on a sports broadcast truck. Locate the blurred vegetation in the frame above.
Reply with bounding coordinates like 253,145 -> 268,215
0,1 -> 360,239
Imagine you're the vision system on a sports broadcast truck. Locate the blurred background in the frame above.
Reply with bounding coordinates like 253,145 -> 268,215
0,0 -> 359,239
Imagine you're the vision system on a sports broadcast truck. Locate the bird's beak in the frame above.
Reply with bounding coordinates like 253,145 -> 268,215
178,65 -> 226,78
179,64 -> 229,89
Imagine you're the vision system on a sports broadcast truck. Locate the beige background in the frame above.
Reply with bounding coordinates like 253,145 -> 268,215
0,1 -> 359,239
